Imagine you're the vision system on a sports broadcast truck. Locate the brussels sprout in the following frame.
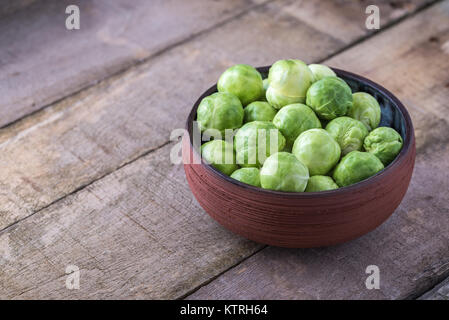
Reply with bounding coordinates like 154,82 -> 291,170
218,64 -> 263,106
197,92 -> 243,136
266,59 -> 314,109
333,151 -> 384,187
261,78 -> 269,101
308,64 -> 336,82
364,127 -> 403,166
305,175 -> 339,192
306,77 -> 353,120
244,101 -> 277,123
325,116 -> 369,156
292,129 -> 341,175
234,121 -> 286,167
272,103 -> 321,148
230,167 -> 261,187
260,152 -> 309,192
266,87 -> 303,110
201,140 -> 238,176
348,92 -> 381,131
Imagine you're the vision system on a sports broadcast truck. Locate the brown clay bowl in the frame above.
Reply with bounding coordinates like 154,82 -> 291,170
182,66 -> 415,248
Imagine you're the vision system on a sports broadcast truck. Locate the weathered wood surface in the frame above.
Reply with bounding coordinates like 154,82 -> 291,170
0,0 -> 394,299
0,0 -> 264,128
419,277 -> 449,300
0,0 -> 429,231
0,0 -> 433,128
0,143 -> 261,299
188,1 -> 449,299
0,0 -> 445,299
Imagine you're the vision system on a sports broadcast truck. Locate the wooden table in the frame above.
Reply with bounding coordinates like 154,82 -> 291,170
0,0 -> 448,300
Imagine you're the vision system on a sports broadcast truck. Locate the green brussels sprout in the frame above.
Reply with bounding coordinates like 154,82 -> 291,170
364,127 -> 403,166
201,140 -> 238,176
292,129 -> 341,175
261,78 -> 269,101
266,59 -> 314,109
234,121 -> 286,167
325,116 -> 369,156
308,64 -> 336,82
217,64 -> 263,106
230,167 -> 261,187
305,175 -> 339,192
244,101 -> 277,123
348,92 -> 381,131
333,151 -> 384,187
197,92 -> 243,136
266,87 -> 303,110
260,152 -> 309,192
272,103 -> 321,148
306,77 -> 353,120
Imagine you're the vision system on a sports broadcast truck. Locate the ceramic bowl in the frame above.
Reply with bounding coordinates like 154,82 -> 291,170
182,67 -> 415,248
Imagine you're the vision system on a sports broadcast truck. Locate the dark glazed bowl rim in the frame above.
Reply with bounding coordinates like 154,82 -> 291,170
186,66 -> 415,197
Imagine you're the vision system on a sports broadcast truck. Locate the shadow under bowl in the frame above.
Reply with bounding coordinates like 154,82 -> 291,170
182,66 -> 416,248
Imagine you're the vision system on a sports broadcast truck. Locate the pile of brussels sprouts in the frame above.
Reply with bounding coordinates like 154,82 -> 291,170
197,59 -> 403,192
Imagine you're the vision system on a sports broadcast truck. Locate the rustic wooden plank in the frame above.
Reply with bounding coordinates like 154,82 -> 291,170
0,0 -> 263,128
0,143 -> 262,299
0,0 -> 433,128
419,277 -> 449,300
187,1 -> 449,299
0,0 -> 433,231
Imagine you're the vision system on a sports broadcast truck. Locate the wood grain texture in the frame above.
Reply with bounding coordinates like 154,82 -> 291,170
0,0 -> 433,128
419,277 -> 449,300
0,143 -> 262,299
187,1 -> 449,299
0,0 -> 428,231
0,0 -> 443,299
0,0 -> 261,128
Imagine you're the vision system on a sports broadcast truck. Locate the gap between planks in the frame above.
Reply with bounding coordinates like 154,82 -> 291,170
418,275 -> 449,300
